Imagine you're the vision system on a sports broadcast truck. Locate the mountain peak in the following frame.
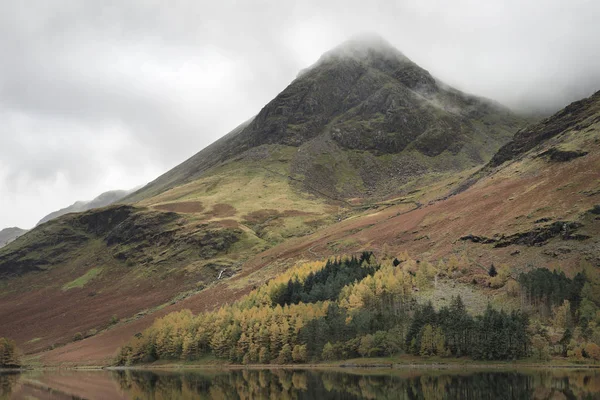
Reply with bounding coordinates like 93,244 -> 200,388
128,34 -> 526,203
317,33 -> 408,65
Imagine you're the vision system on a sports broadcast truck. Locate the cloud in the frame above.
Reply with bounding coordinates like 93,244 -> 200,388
1,0 -> 599,227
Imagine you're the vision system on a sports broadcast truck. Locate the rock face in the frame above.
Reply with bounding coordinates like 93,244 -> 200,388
0,227 -> 28,249
127,34 -> 526,203
245,35 -> 506,156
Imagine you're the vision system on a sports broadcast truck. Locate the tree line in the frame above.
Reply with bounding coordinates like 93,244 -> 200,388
518,262 -> 600,361
116,254 -> 533,365
405,297 -> 529,360
272,252 -> 378,306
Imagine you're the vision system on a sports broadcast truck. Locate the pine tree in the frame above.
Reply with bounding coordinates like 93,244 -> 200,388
488,264 -> 498,277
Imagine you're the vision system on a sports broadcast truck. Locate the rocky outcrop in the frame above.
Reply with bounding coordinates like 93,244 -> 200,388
536,147 -> 588,162
460,221 -> 590,248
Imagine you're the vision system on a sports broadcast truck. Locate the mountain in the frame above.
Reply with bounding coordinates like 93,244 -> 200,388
6,36 -> 597,367
36,189 -> 135,226
0,227 -> 28,249
126,34 -> 525,204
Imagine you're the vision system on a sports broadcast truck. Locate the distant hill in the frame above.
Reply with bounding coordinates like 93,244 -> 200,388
36,189 -> 135,226
0,227 -> 28,249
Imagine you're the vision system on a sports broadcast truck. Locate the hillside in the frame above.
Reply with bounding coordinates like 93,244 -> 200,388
30,88 -> 600,366
0,189 -> 133,249
2,37 -> 597,367
0,227 -> 28,249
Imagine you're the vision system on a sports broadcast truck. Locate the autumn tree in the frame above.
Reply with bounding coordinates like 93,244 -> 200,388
0,338 -> 20,368
322,342 -> 336,361
292,345 -> 307,363
278,344 -> 293,364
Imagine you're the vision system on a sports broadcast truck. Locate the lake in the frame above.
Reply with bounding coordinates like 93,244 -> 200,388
1,367 -> 600,399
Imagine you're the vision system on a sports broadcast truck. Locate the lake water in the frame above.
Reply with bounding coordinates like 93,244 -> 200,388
1,367 -> 600,399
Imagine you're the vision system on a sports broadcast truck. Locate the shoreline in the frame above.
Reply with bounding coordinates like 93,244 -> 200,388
9,358 -> 600,372
106,362 -> 600,371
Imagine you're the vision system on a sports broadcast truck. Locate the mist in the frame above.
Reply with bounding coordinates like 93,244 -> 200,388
1,0 -> 599,228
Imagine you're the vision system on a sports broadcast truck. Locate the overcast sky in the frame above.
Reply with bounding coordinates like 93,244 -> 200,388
1,0 -> 599,229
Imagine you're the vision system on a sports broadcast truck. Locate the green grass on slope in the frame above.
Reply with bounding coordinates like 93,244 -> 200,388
62,267 -> 103,291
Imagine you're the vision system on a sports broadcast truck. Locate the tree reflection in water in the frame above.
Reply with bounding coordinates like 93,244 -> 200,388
0,372 -> 19,400
110,368 -> 600,400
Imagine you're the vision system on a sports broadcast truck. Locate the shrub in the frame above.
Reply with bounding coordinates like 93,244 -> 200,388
85,329 -> 98,338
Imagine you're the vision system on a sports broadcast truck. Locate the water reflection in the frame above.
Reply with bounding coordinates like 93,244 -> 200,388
2,368 -> 600,399
0,372 -> 18,400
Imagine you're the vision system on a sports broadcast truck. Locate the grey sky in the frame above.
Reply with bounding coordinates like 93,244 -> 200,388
1,0 -> 599,228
